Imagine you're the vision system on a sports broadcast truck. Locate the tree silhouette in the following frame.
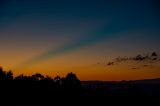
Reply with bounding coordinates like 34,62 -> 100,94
14,74 -> 25,81
31,73 -> 44,81
0,67 -> 13,81
0,66 -> 157,105
0,67 -> 6,81
54,75 -> 61,85
6,70 -> 13,81
63,72 -> 81,89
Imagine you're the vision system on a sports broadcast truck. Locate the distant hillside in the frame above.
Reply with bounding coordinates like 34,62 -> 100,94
131,78 -> 160,84
81,78 -> 160,97
81,78 -> 160,85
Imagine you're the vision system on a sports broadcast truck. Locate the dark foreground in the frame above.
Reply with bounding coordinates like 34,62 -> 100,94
1,79 -> 160,105
0,68 -> 160,105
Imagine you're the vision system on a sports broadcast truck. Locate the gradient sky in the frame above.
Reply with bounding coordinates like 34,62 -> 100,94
0,0 -> 160,80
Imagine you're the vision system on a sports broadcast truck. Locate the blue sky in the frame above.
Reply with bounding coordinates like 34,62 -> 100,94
0,0 -> 160,71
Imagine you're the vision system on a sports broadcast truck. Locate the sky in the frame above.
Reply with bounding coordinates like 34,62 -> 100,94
0,0 -> 160,81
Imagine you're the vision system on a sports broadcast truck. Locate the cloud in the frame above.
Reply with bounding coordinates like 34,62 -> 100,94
96,52 -> 160,69
107,62 -> 114,66
114,52 -> 159,62
132,68 -> 137,70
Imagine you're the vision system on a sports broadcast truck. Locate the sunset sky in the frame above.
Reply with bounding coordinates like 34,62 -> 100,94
0,0 -> 160,81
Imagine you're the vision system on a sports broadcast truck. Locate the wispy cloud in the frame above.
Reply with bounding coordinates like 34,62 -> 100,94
102,52 -> 160,70
114,52 -> 159,62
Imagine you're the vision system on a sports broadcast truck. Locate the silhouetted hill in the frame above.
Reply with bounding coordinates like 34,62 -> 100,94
82,78 -> 160,98
81,78 -> 160,86
131,78 -> 160,84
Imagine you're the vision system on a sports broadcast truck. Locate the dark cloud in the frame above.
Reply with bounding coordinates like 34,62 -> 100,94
151,52 -> 158,56
100,52 -> 160,69
143,65 -> 149,67
107,62 -> 114,66
132,68 -> 137,70
115,52 -> 159,62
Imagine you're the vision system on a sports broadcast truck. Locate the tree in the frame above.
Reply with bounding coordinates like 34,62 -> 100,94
31,73 -> 44,81
63,72 -> 81,88
0,67 -> 13,81
6,70 -> 13,81
0,67 -> 6,81
54,76 -> 61,85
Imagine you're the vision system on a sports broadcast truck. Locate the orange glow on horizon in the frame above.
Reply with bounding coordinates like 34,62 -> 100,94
1,45 -> 160,81
4,60 -> 159,81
